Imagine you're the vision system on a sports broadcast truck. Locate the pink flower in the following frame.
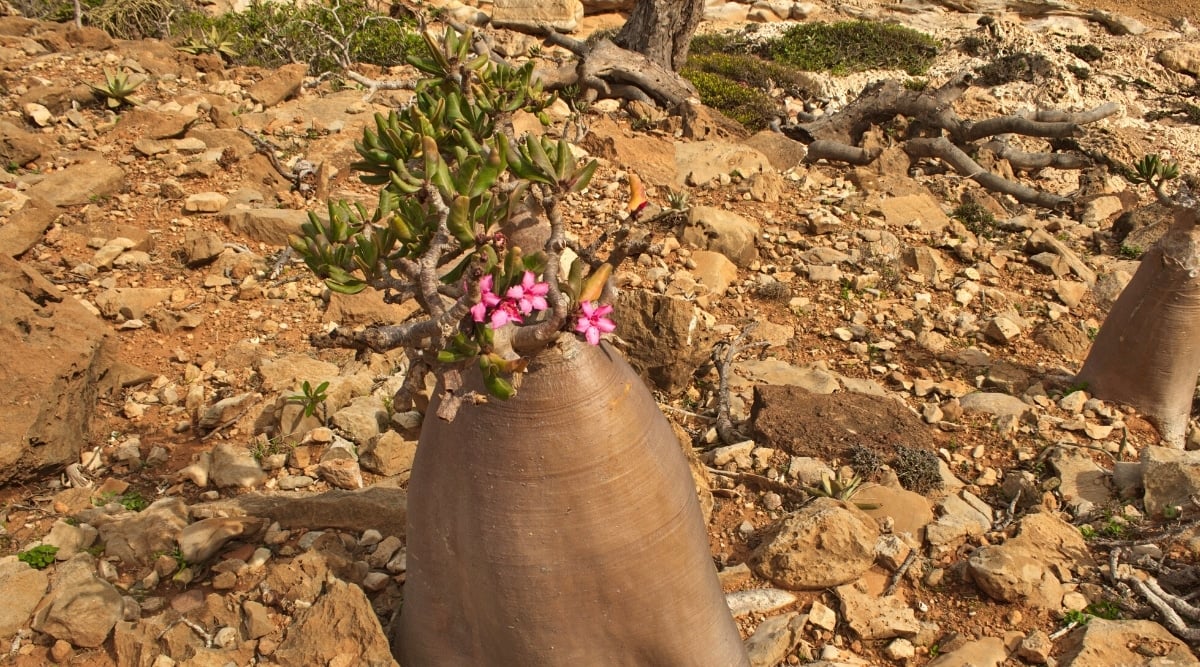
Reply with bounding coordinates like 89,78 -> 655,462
506,270 -> 550,315
470,274 -> 501,324
574,301 -> 616,345
489,299 -> 523,329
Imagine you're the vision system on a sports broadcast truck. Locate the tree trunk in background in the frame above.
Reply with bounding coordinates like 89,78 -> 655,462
1076,206 -> 1200,448
613,0 -> 704,72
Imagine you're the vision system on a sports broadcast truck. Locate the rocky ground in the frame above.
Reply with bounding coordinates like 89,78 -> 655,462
2,0 -> 1200,665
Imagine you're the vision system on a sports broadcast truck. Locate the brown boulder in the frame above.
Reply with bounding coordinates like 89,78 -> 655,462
0,257 -> 112,484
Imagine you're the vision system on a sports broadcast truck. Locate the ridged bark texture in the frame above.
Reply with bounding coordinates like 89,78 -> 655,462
1077,207 -> 1200,447
613,0 -> 704,72
394,334 -> 749,666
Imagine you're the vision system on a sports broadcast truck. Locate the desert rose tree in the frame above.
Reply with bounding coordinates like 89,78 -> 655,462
292,27 -> 750,665
1076,158 -> 1200,448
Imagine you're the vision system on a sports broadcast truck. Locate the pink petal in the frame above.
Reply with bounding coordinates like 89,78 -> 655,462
470,302 -> 487,323
585,326 -> 600,345
521,271 -> 537,289
528,295 -> 548,312
593,304 -> 613,318
580,301 -> 597,317
528,282 -> 549,296
597,317 -> 616,333
574,316 -> 590,334
479,274 -> 493,293
506,285 -> 525,300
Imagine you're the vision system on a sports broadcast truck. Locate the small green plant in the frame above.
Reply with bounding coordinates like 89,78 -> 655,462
928,643 -> 941,659
17,544 -> 59,570
1084,600 -> 1122,620
666,189 -> 690,211
1079,525 -> 1097,540
1086,326 -> 1099,341
250,435 -> 295,462
85,543 -> 106,558
118,491 -> 149,512
1100,518 -> 1126,538
288,380 -> 330,420
1062,609 -> 1091,627
1063,380 -> 1089,395
176,26 -> 240,59
1118,244 -> 1143,259
805,473 -> 880,510
952,201 -> 997,238
93,491 -> 149,511
1124,154 -> 1179,204
903,78 -> 929,91
976,52 -> 1051,86
1066,43 -> 1103,63
892,445 -> 943,493
89,70 -> 144,110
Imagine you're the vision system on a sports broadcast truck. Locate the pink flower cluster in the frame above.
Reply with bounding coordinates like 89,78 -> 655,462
471,271 -> 549,329
574,301 -> 615,346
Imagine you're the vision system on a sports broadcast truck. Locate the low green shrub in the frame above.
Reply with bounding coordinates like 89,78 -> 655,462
684,51 -> 820,99
975,52 -> 1051,86
763,21 -> 939,76
173,0 -> 421,75
680,69 -> 780,131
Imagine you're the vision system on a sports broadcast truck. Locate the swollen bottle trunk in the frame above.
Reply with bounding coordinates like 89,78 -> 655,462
394,334 -> 749,666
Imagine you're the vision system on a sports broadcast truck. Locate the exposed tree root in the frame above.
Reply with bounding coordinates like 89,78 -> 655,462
710,324 -> 769,446
776,76 -> 1119,211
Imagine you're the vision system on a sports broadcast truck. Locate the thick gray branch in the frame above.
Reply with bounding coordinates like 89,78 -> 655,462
904,137 -> 1070,209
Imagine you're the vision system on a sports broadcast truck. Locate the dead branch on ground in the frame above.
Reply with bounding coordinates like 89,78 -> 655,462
776,76 -> 1120,211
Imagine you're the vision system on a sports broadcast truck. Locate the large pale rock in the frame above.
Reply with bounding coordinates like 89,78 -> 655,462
222,207 -> 308,246
837,583 -> 919,639
967,545 -> 1063,608
326,288 -> 421,327
0,555 -> 49,640
679,206 -> 760,267
612,290 -> 712,394
331,395 -> 389,446
928,635 -> 1017,667
1058,619 -> 1199,666
745,613 -> 805,667
856,483 -> 935,543
1158,43 -> 1200,76
1048,447 -> 1115,516
360,431 -> 417,477
675,141 -> 773,189
98,497 -> 189,566
257,353 -> 340,393
875,193 -> 951,233
926,490 -> 992,549
1141,446 -> 1200,516
247,63 -> 307,107
491,0 -> 584,32
93,287 -> 173,320
209,442 -> 266,489
737,360 -> 840,394
32,554 -> 123,648
0,195 -> 59,257
274,579 -> 397,666
958,392 -> 1032,419
690,249 -> 738,296
749,498 -> 878,590
0,259 -> 112,484
27,159 -> 125,207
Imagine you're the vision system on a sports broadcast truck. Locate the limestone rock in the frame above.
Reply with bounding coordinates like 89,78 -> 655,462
690,249 -> 738,296
749,498 -> 879,590
675,141 -> 773,189
360,431 -> 416,477
98,497 -> 189,566
491,0 -> 583,32
0,555 -> 49,640
222,207 -> 308,246
0,260 -> 112,484
247,63 -> 307,107
725,589 -> 797,618
1141,446 -> 1200,516
208,442 -> 266,489
274,579 -> 396,666
1158,43 -> 1200,76
968,545 -> 1063,608
28,160 -> 125,207
32,554 -> 123,648
1058,619 -> 1199,666
745,613 -> 805,667
679,205 -> 760,268
837,583 -> 919,639
612,290 -> 712,394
